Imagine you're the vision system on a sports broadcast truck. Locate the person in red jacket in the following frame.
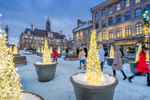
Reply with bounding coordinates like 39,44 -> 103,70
128,46 -> 150,86
53,48 -> 59,62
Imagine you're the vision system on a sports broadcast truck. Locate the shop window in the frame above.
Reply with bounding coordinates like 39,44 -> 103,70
116,15 -> 121,23
102,31 -> 107,40
135,0 -> 140,4
95,12 -> 98,19
102,20 -> 106,27
125,0 -> 130,7
109,17 -> 113,26
116,3 -> 121,11
102,9 -> 105,16
126,25 -> 132,37
95,22 -> 99,29
127,46 -> 135,54
117,28 -> 122,38
109,30 -> 113,39
125,12 -> 130,21
108,6 -> 113,14
147,5 -> 150,13
135,8 -> 141,18
136,23 -> 142,35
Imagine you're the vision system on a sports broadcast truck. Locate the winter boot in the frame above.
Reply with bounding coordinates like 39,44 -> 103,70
78,64 -> 81,69
128,77 -> 132,83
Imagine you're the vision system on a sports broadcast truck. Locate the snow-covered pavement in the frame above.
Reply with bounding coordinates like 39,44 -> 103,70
17,53 -> 150,100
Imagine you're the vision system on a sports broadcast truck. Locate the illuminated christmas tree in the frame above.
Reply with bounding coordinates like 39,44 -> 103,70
50,46 -> 53,54
145,44 -> 149,61
110,45 -> 114,58
13,45 -> 18,54
0,19 -> 22,99
41,46 -> 43,53
43,40 -> 52,64
58,47 -> 60,53
135,43 -> 142,63
86,30 -> 101,83
37,47 -> 40,53
9,46 -> 12,53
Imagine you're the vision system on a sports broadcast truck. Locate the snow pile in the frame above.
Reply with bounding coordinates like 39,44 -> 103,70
21,93 -> 42,100
72,73 -> 116,86
35,62 -> 57,65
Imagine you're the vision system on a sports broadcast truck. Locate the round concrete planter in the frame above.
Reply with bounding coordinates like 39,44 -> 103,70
58,53 -> 62,58
106,57 -> 114,66
34,62 -> 58,82
21,92 -> 44,100
13,54 -> 21,56
70,72 -> 118,100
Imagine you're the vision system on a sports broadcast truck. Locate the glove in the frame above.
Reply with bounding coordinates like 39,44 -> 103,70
145,68 -> 148,70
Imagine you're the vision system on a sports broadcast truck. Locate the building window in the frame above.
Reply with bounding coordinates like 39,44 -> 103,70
147,5 -> 150,13
79,31 -> 80,37
95,12 -> 98,19
125,0 -> 130,7
116,3 -> 121,11
102,9 -> 105,16
135,0 -> 140,3
117,28 -> 122,38
102,20 -> 106,27
109,30 -> 113,39
125,12 -> 130,21
95,22 -> 99,29
126,25 -> 131,37
102,31 -> 107,40
136,23 -> 142,35
109,17 -> 113,26
108,6 -> 113,14
96,33 -> 99,41
135,8 -> 141,18
116,15 -> 121,23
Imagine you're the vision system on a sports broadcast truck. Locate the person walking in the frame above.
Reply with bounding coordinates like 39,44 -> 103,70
112,46 -> 127,80
128,46 -> 150,86
53,48 -> 59,62
84,45 -> 88,57
78,47 -> 86,70
98,44 -> 105,71
76,48 -> 79,55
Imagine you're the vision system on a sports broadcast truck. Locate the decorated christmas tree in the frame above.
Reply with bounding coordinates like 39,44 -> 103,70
86,30 -> 101,83
145,44 -> 149,61
50,46 -> 53,54
58,47 -> 60,54
41,46 -> 43,53
110,45 -> 114,58
9,46 -> 12,53
135,43 -> 142,63
13,45 -> 18,54
0,17 -> 22,99
38,47 -> 40,53
43,40 -> 52,64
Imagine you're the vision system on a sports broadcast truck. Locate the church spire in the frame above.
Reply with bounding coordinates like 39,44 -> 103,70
46,16 -> 51,32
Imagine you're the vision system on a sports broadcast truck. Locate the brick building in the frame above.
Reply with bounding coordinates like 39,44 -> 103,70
19,17 -> 67,50
91,0 -> 150,56
72,19 -> 93,52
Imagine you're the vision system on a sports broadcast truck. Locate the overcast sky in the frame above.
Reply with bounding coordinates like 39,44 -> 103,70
0,0 -> 105,44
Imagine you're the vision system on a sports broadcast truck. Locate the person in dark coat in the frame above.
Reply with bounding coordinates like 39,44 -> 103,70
112,46 -> 127,80
53,48 -> 59,62
76,48 -> 79,55
84,46 -> 88,57
128,47 -> 150,86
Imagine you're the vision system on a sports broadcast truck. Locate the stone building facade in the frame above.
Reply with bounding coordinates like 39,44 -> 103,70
19,17 -> 67,50
72,19 -> 93,52
91,0 -> 150,56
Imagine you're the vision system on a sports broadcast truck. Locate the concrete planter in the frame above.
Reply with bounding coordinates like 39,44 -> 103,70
37,52 -> 41,56
13,54 -> 21,56
58,53 -> 62,58
106,57 -> 114,66
21,92 -> 44,100
34,62 -> 58,82
70,72 -> 118,100
39,53 -> 43,57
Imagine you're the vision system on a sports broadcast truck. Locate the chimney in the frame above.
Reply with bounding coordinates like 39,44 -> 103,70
60,30 -> 62,35
31,24 -> 33,31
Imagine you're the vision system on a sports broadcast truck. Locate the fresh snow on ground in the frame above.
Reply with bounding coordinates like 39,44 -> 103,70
72,73 -> 116,86
17,50 -> 150,100
21,93 -> 42,100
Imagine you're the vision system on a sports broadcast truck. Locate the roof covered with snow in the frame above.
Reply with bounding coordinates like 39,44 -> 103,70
73,23 -> 93,32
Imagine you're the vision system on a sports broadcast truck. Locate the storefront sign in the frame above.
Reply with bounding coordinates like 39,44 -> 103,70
116,41 -> 136,46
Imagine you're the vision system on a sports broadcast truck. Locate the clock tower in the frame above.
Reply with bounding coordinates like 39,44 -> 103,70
46,16 -> 51,32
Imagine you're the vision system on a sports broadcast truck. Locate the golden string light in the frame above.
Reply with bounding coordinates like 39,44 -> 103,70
86,30 -> 101,83
135,43 -> 142,63
13,45 -> 18,54
50,47 -> 53,54
58,47 -> 60,54
110,45 -> 114,58
145,44 -> 149,61
38,47 -> 40,53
